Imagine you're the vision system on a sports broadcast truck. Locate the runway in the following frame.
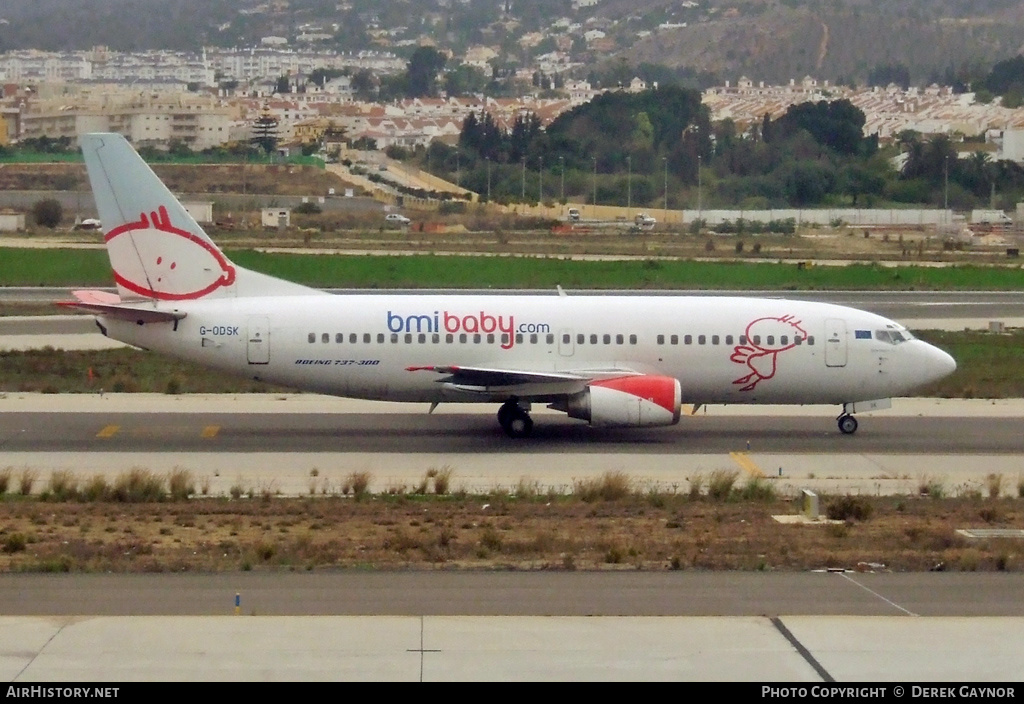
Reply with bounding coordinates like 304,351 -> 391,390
1,394 -> 1023,497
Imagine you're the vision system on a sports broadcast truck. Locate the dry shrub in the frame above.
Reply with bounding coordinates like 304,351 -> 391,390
348,470 -> 372,497
81,475 -> 110,502
918,475 -> 946,498
825,495 -> 873,522
168,468 -> 195,501
46,470 -> 79,501
0,467 -> 12,494
986,473 -> 1003,499
18,469 -> 38,496
515,476 -> 541,499
707,469 -> 739,500
688,473 -> 705,499
111,468 -> 166,502
572,471 -> 632,502
738,476 -> 776,502
432,466 -> 453,495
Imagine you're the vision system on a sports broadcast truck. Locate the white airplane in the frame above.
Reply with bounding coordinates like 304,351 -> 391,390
67,132 -> 956,438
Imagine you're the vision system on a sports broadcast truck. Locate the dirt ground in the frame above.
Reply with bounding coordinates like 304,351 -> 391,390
0,485 -> 1021,574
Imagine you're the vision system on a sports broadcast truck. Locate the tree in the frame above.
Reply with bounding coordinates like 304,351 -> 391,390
32,199 -> 62,228
250,112 -> 279,156
405,46 -> 447,97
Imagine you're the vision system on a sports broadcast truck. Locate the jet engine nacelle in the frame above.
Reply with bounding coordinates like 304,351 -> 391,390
565,376 -> 682,427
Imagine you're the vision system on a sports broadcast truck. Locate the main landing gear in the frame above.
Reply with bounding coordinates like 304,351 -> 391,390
837,404 -> 858,435
498,399 -> 533,438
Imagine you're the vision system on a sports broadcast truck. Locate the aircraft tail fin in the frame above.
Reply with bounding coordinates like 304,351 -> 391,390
80,132 -> 316,302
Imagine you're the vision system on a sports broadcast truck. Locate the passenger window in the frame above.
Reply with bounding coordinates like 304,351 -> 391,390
501,333 -> 509,345
629,334 -> 637,344
322,333 -> 329,344
364,333 -> 371,344
530,334 -> 538,344
486,334 -> 494,344
546,333 -> 554,344
474,334 -> 482,344
603,334 -> 611,344
684,334 -> 692,345
418,333 -> 426,343
795,336 -> 802,345
807,336 -> 815,345
753,335 -> 761,345
590,334 -> 598,344
657,334 -> 665,345
516,333 -> 523,344
781,335 -> 788,345
459,333 -> 467,343
405,333 -> 412,343
577,334 -> 584,344
377,333 -> 385,343
446,334 -> 454,343
739,335 -> 747,345
711,335 -> 719,345
725,335 -> 734,345
308,333 -> 315,344
616,334 -> 623,345
563,333 -> 571,344
350,333 -> 357,344
670,334 -> 678,345
698,335 -> 706,345
391,333 -> 398,343
432,333 -> 440,343
767,335 -> 774,345
335,333 -> 343,344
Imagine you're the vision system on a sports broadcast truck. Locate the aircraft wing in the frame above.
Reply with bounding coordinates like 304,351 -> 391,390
58,289 -> 186,324
406,364 -> 639,396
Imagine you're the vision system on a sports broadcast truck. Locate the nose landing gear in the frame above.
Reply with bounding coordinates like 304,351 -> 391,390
837,403 -> 858,434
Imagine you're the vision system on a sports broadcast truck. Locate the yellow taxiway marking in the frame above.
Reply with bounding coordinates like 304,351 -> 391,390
96,425 -> 120,438
200,425 -> 220,438
729,451 -> 766,478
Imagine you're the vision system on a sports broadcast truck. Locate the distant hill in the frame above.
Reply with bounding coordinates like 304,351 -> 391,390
616,1 -> 1024,85
2,0 -> 1024,86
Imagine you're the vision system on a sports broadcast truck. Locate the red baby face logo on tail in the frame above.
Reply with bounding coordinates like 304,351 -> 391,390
730,315 -> 806,391
105,206 -> 235,300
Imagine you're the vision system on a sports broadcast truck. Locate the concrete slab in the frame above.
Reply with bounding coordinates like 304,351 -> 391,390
781,616 -> 1024,682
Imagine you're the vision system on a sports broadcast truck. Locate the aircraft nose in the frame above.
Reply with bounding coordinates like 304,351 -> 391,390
919,342 -> 957,385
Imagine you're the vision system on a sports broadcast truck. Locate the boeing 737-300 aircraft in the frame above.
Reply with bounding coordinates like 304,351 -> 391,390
66,133 -> 957,438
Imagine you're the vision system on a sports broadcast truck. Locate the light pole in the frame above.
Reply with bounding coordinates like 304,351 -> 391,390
943,155 -> 949,213
538,156 -> 543,205
486,157 -> 491,203
627,155 -> 632,212
662,156 -> 668,226
697,154 -> 702,221
559,156 -> 564,204
521,157 -> 526,202
592,156 -> 597,217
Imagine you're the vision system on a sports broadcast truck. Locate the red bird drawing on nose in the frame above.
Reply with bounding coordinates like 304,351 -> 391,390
731,315 -> 806,391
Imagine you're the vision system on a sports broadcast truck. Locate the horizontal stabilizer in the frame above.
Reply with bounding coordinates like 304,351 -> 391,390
58,289 -> 185,324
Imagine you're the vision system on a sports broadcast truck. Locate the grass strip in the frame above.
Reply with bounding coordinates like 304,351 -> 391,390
3,247 -> 1024,290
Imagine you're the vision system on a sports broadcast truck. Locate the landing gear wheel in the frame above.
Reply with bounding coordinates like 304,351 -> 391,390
837,414 -> 858,435
498,401 -> 534,438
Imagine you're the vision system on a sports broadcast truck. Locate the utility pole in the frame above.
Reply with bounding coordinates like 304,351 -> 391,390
486,157 -> 491,203
944,155 -> 949,213
592,156 -> 597,217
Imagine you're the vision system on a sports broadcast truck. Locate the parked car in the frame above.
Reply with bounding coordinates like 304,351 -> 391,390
385,213 -> 411,225
567,207 -> 580,222
633,213 -> 656,231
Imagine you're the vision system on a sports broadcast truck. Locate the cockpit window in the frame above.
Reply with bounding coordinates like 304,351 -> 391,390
875,329 -> 910,344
